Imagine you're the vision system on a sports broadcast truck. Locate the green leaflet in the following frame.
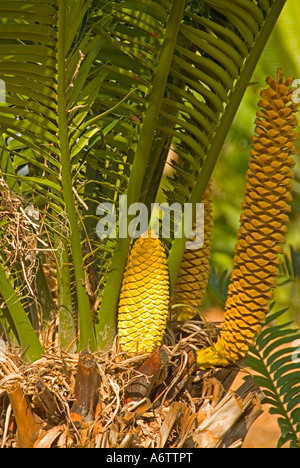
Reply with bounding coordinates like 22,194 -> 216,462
246,307 -> 300,448
0,0 -> 102,356
0,262 -> 45,363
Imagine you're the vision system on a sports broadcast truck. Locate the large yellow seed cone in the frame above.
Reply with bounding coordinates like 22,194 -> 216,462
197,70 -> 298,369
118,231 -> 170,355
172,180 -> 213,321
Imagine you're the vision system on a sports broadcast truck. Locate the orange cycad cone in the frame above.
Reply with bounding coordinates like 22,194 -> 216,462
118,231 -> 170,355
196,70 -> 298,369
172,180 -> 213,321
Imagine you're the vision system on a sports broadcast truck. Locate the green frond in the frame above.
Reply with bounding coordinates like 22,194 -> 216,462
246,306 -> 300,448
279,246 -> 300,284
167,0 -> 287,288
207,265 -> 231,308
0,260 -> 45,363
0,0 -> 104,354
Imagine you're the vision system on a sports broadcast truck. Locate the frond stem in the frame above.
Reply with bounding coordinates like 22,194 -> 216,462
57,1 -> 96,351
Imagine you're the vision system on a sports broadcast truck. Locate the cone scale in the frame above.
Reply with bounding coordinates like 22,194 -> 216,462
172,180 -> 213,321
196,70 -> 298,369
118,232 -> 170,355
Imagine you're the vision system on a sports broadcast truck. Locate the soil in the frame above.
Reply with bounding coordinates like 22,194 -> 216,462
243,408 -> 283,448
204,306 -> 285,449
232,373 -> 283,448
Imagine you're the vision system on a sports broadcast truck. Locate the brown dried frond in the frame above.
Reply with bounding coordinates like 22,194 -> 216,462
0,177 -> 58,341
0,320 -> 212,448
0,179 -> 38,266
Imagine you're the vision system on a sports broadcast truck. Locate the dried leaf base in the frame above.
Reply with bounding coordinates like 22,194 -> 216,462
0,319 -> 263,448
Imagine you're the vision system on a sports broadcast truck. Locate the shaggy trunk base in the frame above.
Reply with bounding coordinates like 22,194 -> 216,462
0,320 -> 263,448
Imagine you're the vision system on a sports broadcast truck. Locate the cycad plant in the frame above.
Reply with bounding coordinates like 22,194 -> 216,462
0,0 -> 299,448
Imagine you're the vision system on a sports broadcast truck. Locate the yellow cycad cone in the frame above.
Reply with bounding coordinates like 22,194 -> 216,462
118,231 -> 170,355
196,70 -> 298,369
172,180 -> 213,321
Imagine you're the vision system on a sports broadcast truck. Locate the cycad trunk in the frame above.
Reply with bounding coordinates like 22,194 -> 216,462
0,338 -> 263,448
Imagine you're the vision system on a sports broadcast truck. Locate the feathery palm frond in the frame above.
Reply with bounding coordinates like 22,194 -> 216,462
0,0 -> 289,356
207,265 -> 231,308
279,245 -> 300,284
0,0 -> 110,353
246,305 -> 300,448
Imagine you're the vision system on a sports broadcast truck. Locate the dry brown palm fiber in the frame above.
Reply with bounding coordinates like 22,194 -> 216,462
172,179 -> 213,321
0,177 -> 40,277
196,69 -> 298,369
0,323 -> 262,448
118,231 -> 170,355
0,321 -> 212,448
